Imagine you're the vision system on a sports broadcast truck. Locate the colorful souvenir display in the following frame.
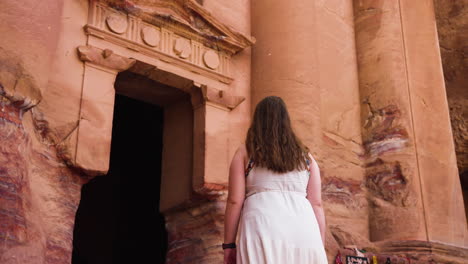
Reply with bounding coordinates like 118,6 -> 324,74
346,256 -> 370,264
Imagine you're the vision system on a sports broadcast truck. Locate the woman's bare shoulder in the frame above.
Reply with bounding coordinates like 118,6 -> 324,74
237,144 -> 247,155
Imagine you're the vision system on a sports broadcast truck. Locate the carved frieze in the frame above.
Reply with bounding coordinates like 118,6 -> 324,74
85,1 -> 253,84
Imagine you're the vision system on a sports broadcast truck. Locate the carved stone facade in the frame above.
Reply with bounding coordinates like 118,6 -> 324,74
0,0 -> 466,263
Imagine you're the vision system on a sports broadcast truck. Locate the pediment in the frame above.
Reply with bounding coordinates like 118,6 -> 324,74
103,0 -> 255,54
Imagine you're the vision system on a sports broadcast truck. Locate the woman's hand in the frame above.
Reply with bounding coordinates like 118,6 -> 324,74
224,248 -> 236,264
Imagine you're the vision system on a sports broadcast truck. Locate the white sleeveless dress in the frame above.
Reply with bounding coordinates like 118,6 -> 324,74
237,164 -> 328,264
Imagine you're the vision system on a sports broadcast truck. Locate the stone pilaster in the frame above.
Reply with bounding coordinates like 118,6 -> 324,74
190,84 -> 245,190
75,45 -> 135,174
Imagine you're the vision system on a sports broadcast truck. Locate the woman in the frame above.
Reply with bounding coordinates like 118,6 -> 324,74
223,96 -> 328,264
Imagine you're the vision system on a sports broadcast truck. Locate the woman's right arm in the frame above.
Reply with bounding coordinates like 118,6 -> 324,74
223,147 -> 247,263
306,154 -> 326,244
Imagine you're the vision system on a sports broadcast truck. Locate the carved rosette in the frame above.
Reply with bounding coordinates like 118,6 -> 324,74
141,26 -> 160,47
105,13 -> 128,34
203,50 -> 220,70
173,38 -> 191,59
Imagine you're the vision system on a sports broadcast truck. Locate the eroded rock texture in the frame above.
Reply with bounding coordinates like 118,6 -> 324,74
0,101 -> 28,258
0,55 -> 83,264
165,188 -> 227,264
0,99 -> 84,264
434,0 -> 468,185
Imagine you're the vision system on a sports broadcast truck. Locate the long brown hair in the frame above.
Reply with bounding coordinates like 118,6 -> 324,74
246,96 -> 310,173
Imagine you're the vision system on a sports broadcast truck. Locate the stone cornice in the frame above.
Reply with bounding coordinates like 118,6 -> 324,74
190,84 -> 245,111
77,45 -> 136,71
200,85 -> 245,110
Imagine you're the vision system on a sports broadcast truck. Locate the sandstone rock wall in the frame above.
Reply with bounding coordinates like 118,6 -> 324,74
33,0 -> 90,171
0,104 -> 84,264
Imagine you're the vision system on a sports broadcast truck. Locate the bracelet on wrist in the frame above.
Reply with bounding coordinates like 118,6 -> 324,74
222,243 -> 236,249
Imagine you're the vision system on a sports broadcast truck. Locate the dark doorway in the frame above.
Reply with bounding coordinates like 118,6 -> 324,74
72,94 -> 167,264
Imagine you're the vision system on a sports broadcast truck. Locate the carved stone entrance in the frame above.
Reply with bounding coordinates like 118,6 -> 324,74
69,1 -> 253,263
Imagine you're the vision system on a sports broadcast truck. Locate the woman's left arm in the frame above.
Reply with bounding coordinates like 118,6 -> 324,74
306,153 -> 326,244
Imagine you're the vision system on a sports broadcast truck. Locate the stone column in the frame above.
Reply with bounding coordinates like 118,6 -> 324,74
315,0 -> 369,254
398,0 -> 467,246
251,0 -> 321,153
354,0 -> 467,246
